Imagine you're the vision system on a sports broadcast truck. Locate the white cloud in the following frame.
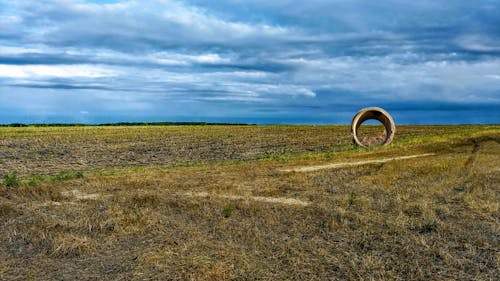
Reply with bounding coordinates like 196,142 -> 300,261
9,0 -> 295,49
191,54 -> 228,64
0,64 -> 116,78
0,46 -> 44,54
275,55 -> 500,102
456,35 -> 500,52
149,52 -> 231,65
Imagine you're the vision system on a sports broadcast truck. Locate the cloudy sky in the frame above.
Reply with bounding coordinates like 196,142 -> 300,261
1,0 -> 499,124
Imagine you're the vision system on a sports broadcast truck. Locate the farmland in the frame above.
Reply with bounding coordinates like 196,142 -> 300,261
0,125 -> 499,280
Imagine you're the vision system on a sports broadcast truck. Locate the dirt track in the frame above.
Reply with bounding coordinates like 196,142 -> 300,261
280,153 -> 435,172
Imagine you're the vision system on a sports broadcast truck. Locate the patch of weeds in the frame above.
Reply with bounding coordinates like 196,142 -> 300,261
347,192 -> 356,205
51,171 -> 84,182
27,176 -> 45,186
3,173 -> 20,187
19,171 -> 85,187
260,150 -> 276,160
222,203 -> 237,218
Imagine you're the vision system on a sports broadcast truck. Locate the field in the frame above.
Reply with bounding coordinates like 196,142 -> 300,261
0,125 -> 499,280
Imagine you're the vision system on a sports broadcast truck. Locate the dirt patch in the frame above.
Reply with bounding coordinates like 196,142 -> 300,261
61,190 -> 103,200
280,153 -> 435,172
178,191 -> 310,206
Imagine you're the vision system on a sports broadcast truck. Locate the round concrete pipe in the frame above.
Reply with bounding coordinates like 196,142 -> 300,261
351,107 -> 396,147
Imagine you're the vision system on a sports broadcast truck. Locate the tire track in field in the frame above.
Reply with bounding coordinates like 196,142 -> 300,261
458,139 -> 483,191
463,139 -> 480,169
279,153 -> 435,173
176,191 -> 311,206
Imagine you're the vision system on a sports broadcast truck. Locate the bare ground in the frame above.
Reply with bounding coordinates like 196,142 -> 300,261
280,153 -> 435,172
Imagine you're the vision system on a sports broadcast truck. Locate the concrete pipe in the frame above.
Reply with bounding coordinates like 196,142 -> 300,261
351,107 -> 396,147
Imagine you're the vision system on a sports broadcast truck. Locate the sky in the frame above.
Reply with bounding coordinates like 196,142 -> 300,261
0,0 -> 499,124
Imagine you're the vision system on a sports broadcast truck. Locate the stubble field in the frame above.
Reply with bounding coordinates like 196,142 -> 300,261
0,125 -> 499,280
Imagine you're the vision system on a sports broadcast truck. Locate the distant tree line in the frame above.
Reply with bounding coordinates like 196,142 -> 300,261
0,122 -> 254,127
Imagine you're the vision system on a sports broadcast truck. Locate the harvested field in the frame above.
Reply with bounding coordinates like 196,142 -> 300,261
0,125 -> 487,176
0,125 -> 499,280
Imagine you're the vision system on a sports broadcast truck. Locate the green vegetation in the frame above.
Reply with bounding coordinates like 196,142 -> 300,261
51,171 -> 84,181
2,172 -> 84,187
347,192 -> 356,205
0,125 -> 498,280
2,173 -> 20,187
222,203 -> 237,218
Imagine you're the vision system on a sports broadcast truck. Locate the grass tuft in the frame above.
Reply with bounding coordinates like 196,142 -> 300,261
347,192 -> 357,205
222,203 -> 237,218
3,173 -> 20,187
51,234 -> 94,257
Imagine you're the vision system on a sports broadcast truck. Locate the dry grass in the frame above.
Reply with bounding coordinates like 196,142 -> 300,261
0,125 -> 499,280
